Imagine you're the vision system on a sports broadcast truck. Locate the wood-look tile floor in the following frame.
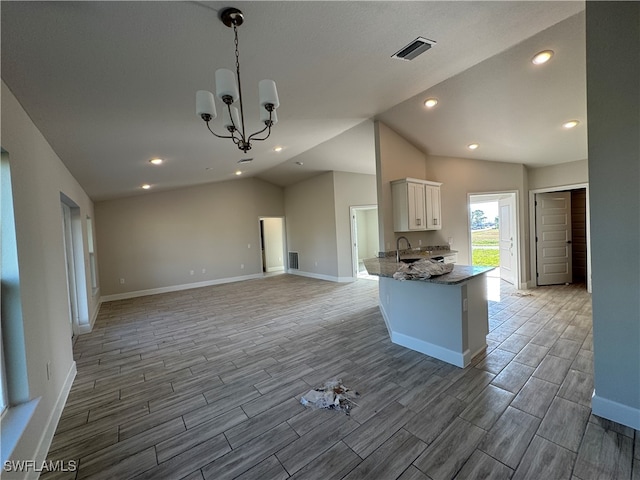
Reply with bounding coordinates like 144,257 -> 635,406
43,274 -> 639,480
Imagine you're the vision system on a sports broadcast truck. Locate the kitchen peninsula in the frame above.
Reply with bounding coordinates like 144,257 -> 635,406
364,256 -> 494,368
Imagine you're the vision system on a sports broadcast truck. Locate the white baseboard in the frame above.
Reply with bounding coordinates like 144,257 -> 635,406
391,331 -> 466,368
100,273 -> 264,302
379,302 -> 467,368
592,391 -> 640,430
287,270 -> 354,283
27,361 -> 77,479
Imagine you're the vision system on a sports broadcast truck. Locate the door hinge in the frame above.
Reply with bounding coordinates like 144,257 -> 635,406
536,273 -> 539,277
535,237 -> 538,242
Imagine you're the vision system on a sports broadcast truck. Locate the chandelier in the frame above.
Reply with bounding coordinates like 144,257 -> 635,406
196,7 -> 279,153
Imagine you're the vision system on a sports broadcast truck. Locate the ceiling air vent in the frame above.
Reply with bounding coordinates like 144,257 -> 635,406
237,158 -> 253,164
392,37 -> 436,61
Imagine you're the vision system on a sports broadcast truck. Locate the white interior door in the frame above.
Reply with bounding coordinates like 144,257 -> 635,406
536,192 -> 572,285
498,196 -> 516,285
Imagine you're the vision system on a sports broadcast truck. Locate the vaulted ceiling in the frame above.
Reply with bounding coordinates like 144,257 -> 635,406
1,1 -> 586,201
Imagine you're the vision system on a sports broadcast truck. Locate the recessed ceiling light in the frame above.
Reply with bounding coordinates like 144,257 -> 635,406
532,50 -> 554,65
295,161 -> 304,166
141,184 -> 151,190
424,98 -> 438,108
467,143 -> 479,150
273,146 -> 283,152
149,158 -> 163,165
562,120 -> 580,129
235,170 -> 243,176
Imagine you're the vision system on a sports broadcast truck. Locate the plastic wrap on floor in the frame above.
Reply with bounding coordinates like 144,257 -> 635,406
300,379 -> 358,415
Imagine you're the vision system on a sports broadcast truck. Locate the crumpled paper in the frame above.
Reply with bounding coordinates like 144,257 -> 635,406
392,258 -> 454,281
300,379 -> 358,415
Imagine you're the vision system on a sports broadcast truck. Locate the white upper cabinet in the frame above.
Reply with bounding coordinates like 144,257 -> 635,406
391,178 -> 442,232
425,183 -> 442,230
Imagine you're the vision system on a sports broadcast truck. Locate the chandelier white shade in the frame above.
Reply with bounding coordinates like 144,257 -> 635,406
196,7 -> 279,153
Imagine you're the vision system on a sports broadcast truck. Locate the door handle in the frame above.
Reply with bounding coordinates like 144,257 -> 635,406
567,240 -> 572,244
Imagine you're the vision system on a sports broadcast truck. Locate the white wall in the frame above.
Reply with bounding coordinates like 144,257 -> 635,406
1,81 -> 96,467
263,217 -> 284,272
586,2 -> 640,429
355,208 -> 379,261
95,177 -> 284,297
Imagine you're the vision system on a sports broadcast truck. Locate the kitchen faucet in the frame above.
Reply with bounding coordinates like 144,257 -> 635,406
396,236 -> 411,262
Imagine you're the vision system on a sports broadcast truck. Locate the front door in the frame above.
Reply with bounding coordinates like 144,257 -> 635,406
498,196 -> 516,285
536,192 -> 572,285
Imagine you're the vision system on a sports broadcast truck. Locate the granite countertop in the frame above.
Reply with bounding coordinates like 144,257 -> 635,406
363,257 -> 494,285
380,247 -> 458,260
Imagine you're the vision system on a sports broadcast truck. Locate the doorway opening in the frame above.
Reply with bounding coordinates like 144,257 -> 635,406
469,192 -> 520,287
531,186 -> 589,290
350,205 -> 379,280
259,217 -> 286,276
60,194 -> 89,336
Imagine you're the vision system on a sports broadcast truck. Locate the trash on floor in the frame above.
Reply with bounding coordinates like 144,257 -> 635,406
300,379 -> 358,415
512,291 -> 533,297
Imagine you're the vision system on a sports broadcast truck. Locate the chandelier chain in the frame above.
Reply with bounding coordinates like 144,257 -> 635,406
232,24 -> 248,150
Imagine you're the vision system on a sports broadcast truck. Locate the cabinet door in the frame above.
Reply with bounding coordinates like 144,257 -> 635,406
425,185 -> 442,230
408,182 -> 426,230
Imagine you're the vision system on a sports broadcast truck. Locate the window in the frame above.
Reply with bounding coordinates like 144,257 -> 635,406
1,150 -> 35,464
0,330 -> 7,417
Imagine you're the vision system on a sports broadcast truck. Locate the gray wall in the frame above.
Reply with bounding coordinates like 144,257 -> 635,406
587,1 -> 640,428
1,81 -> 97,464
424,155 -> 528,284
375,121 -> 530,286
95,177 -> 284,296
284,172 -> 338,278
333,172 -> 377,279
527,159 -> 588,190
283,171 -> 376,281
375,122 -> 428,252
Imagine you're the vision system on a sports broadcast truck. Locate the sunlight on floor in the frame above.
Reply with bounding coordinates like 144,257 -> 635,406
486,267 -> 501,301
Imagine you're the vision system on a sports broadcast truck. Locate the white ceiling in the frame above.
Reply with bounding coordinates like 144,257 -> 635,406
1,1 -> 586,201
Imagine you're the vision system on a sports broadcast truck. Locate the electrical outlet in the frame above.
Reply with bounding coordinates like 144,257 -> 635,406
202,268 -> 206,274
240,264 -> 244,269
247,243 -> 251,249
418,239 -> 422,246
119,278 -> 125,284
190,270 -> 194,275
314,261 -> 318,267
